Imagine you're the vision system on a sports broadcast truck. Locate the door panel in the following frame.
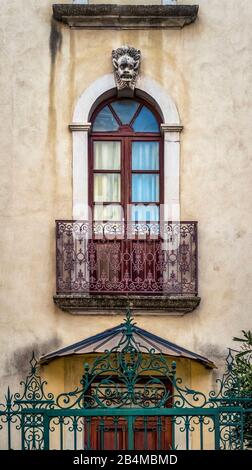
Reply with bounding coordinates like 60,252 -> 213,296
90,417 -> 127,450
134,417 -> 172,451
88,415 -> 172,451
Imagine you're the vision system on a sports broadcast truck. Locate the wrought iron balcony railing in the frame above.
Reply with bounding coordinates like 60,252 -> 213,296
56,221 -> 198,296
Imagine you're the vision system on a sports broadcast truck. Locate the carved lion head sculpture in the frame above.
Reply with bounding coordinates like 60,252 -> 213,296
112,46 -> 141,94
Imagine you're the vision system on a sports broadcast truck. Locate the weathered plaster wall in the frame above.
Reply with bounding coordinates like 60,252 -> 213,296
0,0 -> 251,394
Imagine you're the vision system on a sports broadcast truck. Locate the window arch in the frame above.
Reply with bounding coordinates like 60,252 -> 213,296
89,97 -> 163,223
92,99 -> 160,133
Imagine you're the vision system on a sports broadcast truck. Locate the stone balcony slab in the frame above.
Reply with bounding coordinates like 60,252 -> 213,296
52,4 -> 199,30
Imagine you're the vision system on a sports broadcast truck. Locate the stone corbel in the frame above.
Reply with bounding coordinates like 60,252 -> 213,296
160,123 -> 183,133
69,123 -> 91,132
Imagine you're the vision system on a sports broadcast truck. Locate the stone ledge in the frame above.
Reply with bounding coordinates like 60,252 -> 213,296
53,294 -> 201,315
52,4 -> 199,30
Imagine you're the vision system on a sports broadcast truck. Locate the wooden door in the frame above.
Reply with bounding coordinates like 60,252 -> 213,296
86,377 -> 172,451
88,415 -> 172,451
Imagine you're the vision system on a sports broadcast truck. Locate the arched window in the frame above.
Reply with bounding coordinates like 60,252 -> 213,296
89,98 -> 163,223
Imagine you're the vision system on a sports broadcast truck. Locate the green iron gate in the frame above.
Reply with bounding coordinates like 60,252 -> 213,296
0,311 -> 251,450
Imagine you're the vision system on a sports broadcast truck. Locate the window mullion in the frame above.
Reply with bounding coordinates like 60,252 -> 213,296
126,137 -> 132,221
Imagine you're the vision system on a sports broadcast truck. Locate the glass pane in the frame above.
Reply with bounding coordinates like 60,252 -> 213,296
94,204 -> 123,221
94,141 -> 121,170
131,205 -> 159,222
94,174 -> 120,202
132,142 -> 159,170
132,174 -> 159,202
132,106 -> 159,132
111,100 -> 139,124
93,106 -> 119,132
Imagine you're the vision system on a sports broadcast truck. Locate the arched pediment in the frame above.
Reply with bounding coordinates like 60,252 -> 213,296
72,74 -> 180,126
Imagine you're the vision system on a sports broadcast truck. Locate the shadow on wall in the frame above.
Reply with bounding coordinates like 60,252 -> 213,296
5,337 -> 61,378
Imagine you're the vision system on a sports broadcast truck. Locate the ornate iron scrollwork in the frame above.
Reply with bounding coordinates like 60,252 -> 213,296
0,314 -> 251,450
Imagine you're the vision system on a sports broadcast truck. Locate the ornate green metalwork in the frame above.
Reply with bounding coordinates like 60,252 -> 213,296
209,350 -> 242,404
209,349 -> 252,450
0,353 -> 54,449
56,309 -> 210,410
14,353 -> 54,409
0,311 -> 251,450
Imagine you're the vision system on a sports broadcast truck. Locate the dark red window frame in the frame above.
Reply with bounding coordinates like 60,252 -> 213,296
88,97 -> 164,222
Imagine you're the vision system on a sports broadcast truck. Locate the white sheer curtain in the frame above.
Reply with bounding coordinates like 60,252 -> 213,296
94,174 -> 120,202
94,141 -> 121,202
132,141 -> 159,170
132,174 -> 159,202
94,141 -> 120,170
94,205 -> 123,221
93,141 -> 121,220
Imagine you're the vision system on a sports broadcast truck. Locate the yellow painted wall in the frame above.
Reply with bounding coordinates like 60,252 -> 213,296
41,354 -> 213,393
0,0 -> 251,399
40,354 -> 215,450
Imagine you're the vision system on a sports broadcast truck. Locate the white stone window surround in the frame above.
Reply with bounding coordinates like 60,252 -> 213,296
70,74 -> 182,221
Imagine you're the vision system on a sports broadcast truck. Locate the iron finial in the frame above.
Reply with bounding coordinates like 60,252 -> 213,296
124,308 -> 135,336
29,352 -> 38,375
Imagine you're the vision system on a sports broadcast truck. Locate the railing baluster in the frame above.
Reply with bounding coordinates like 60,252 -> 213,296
32,415 -> 36,450
73,416 -> 77,451
43,413 -> 50,451
127,416 -> 134,450
214,414 -> 220,450
171,416 -> 176,450
185,416 -> 190,450
143,416 -> 148,450
157,416 -> 162,450
6,388 -> 12,450
59,416 -> 64,450
7,418 -> 11,450
21,414 -> 25,450
85,417 -> 91,450
114,416 -> 119,450
199,416 -> 204,450
99,417 -> 104,450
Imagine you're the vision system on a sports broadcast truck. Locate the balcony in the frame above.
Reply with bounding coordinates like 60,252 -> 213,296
54,221 -> 200,314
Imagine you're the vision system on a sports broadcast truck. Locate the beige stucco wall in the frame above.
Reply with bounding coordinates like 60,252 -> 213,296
0,0 -> 251,399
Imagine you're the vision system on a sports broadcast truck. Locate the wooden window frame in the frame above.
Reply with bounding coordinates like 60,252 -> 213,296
89,97 -> 164,222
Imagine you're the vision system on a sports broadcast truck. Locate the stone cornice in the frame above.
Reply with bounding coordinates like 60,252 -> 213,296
53,4 -> 199,30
